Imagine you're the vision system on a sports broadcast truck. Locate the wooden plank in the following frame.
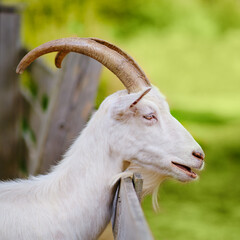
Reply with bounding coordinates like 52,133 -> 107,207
18,53 -> 55,173
112,174 -> 154,240
133,173 -> 143,202
0,8 -> 25,179
32,53 -> 102,174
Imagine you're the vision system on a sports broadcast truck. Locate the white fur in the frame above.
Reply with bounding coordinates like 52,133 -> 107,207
0,87 -> 204,240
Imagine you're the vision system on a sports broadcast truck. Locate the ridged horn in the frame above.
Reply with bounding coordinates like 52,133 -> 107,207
16,37 -> 151,93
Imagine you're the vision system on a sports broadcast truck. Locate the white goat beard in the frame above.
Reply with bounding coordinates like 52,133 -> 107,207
110,162 -> 165,212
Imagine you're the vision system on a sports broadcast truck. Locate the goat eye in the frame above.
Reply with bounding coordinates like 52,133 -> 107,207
143,113 -> 157,121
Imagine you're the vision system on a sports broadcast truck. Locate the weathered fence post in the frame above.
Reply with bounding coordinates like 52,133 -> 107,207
0,5 -> 24,179
112,173 -> 154,240
34,53 -> 102,174
19,52 -> 102,175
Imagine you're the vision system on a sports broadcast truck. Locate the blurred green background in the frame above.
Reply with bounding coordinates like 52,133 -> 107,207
3,0 -> 240,239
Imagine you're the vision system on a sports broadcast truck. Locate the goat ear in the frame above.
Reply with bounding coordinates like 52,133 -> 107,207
129,87 -> 151,108
111,87 -> 151,121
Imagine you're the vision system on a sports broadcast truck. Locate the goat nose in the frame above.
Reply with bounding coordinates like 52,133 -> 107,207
192,151 -> 204,160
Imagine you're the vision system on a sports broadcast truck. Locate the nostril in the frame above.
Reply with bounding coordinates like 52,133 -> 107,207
192,151 -> 204,160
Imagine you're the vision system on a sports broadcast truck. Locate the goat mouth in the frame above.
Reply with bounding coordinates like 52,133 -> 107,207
171,162 -> 197,179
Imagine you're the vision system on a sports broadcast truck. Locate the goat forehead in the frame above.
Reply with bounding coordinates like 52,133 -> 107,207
99,88 -> 168,112
100,90 -> 128,107
144,95 -> 169,112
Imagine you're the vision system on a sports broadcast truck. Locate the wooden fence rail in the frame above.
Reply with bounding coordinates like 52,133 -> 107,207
24,52 -> 102,175
112,173 -> 154,240
0,5 -> 154,240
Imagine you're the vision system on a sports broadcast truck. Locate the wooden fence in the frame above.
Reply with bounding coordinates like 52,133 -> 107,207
111,174 -> 154,240
0,5 -> 102,177
0,5 -> 154,240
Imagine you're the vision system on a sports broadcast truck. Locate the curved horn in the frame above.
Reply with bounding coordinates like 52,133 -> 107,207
16,37 -> 151,93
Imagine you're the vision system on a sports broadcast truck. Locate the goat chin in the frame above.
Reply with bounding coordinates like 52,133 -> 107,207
111,162 -> 166,212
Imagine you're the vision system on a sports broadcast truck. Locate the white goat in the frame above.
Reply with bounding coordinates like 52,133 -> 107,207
0,38 -> 205,240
